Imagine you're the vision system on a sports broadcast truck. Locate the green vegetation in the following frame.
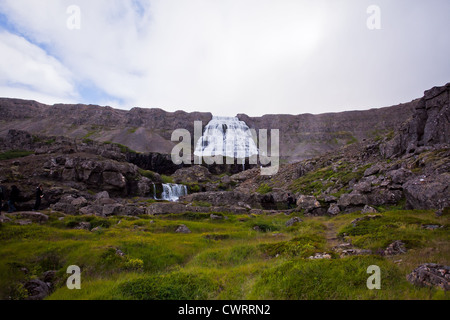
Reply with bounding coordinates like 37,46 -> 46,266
103,141 -> 137,154
161,175 -> 174,184
290,162 -> 372,196
256,183 -> 272,194
0,209 -> 448,300
138,169 -> 157,181
0,150 -> 34,161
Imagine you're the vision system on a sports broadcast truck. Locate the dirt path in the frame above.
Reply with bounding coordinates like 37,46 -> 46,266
324,222 -> 340,249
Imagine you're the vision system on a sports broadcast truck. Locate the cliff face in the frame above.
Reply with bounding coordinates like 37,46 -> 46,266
381,83 -> 450,158
238,101 -> 417,162
0,85 -> 437,162
0,98 -> 212,154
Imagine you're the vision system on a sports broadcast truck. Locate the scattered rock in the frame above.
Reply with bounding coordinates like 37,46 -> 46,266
384,240 -> 407,256
74,222 -> 91,230
0,215 -> 12,223
327,203 -> 340,216
175,224 -> 191,234
364,164 -> 381,177
95,191 -> 110,200
296,195 -> 321,211
116,249 -> 126,257
24,279 -> 50,300
285,217 -> 302,227
41,270 -> 57,285
309,253 -> 332,260
15,219 -> 32,226
421,224 -> 442,230
353,181 -> 372,193
361,205 -> 378,214
387,168 -> 412,184
406,263 -> 450,290
340,249 -> 372,258
210,214 -> 224,220
91,226 -> 101,232
338,193 -> 368,208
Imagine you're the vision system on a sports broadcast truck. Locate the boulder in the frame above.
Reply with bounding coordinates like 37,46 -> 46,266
406,263 -> 450,290
387,168 -> 413,184
172,166 -> 212,184
285,217 -> 302,227
364,164 -> 381,177
338,193 -> 368,208
74,222 -> 91,230
175,224 -> 191,234
384,240 -> 407,256
403,173 -> 450,210
9,211 -> 49,223
361,205 -> 378,214
296,195 -> 321,211
95,191 -> 110,200
24,279 -> 50,300
327,203 -> 340,216
353,181 -> 372,193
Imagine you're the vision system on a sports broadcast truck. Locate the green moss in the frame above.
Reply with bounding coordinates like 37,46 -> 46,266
256,183 -> 272,194
161,175 -> 174,184
118,271 -> 219,300
0,150 -> 34,161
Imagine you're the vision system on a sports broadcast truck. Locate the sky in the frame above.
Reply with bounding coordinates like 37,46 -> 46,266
0,0 -> 449,117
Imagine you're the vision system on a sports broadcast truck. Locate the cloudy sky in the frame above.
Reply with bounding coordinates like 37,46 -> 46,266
0,0 -> 449,116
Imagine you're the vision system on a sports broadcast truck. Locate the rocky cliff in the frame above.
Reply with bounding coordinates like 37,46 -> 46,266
1,95 -> 417,163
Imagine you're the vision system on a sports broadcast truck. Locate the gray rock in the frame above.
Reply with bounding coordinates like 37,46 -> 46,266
175,224 -> 191,234
406,263 -> 450,290
296,195 -> 321,211
364,164 -> 381,177
361,205 -> 378,214
403,173 -> 450,210
285,217 -> 302,227
384,240 -> 407,256
387,168 -> 413,184
327,203 -> 340,216
24,279 -> 50,300
95,191 -> 110,200
210,214 -> 224,220
353,181 -> 372,193
338,193 -> 368,208
74,222 -> 91,230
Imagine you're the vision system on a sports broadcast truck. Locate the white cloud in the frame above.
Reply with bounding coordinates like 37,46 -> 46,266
0,0 -> 449,116
0,30 -> 77,103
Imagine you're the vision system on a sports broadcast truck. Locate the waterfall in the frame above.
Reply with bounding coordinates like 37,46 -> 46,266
159,183 -> 187,202
194,116 -> 258,159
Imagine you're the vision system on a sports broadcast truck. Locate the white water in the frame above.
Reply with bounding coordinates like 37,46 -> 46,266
153,183 -> 187,202
194,116 -> 259,159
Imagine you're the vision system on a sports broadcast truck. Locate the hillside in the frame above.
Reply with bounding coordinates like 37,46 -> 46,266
0,82 -> 448,300
0,96 -> 416,163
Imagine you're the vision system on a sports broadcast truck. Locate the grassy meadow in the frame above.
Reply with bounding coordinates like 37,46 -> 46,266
0,208 -> 448,300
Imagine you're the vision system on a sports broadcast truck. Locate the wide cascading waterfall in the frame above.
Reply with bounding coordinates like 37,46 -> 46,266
194,116 -> 259,159
159,183 -> 188,202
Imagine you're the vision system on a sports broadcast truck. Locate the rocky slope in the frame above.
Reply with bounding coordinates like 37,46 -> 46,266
0,83 -> 448,216
0,94 -> 416,163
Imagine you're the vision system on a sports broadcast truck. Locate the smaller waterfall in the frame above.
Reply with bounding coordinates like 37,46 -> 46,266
155,183 -> 187,202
